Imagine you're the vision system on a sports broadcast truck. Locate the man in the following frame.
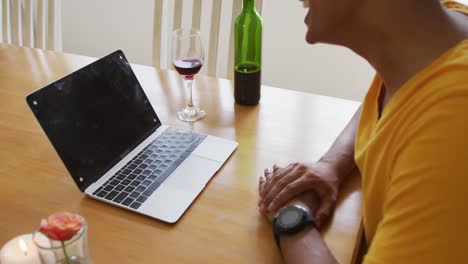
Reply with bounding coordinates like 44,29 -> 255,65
258,0 -> 468,263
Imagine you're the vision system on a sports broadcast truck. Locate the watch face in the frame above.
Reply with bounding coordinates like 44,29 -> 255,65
278,208 -> 302,228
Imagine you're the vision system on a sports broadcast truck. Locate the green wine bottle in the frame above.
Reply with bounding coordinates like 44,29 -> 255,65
234,0 -> 262,105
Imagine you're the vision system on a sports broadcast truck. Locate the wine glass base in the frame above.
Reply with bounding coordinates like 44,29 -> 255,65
177,107 -> 206,122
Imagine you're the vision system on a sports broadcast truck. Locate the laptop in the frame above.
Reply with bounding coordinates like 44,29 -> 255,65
26,50 -> 238,223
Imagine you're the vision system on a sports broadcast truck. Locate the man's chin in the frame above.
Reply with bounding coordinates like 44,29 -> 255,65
305,32 -> 318,44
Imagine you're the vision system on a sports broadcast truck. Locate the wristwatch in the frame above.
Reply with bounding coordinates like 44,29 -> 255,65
272,204 -> 316,249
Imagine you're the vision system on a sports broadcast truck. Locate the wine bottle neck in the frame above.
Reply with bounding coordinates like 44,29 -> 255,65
242,0 -> 256,11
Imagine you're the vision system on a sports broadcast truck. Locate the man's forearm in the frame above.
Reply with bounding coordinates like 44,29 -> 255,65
280,226 -> 337,264
319,106 -> 361,182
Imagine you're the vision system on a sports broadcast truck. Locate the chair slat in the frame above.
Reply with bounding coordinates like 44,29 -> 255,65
257,0 -> 263,15
207,0 -> 221,76
0,0 -> 2,42
166,0 -> 183,67
46,0 -> 55,49
10,0 -> 21,45
227,0 -> 242,79
22,0 -> 34,47
34,0 -> 46,49
152,0 -> 163,67
172,0 -> 182,31
2,0 -> 11,43
191,0 -> 202,30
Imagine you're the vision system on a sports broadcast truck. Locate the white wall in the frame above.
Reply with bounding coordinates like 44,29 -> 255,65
62,0 -> 375,101
261,1 -> 373,101
62,0 -> 154,65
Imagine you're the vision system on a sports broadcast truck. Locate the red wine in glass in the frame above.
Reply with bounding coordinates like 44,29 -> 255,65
173,58 -> 203,80
172,28 -> 205,122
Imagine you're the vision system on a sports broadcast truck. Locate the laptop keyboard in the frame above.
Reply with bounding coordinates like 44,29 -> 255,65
92,127 -> 207,209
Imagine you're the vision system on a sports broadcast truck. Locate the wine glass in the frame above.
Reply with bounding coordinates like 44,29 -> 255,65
172,28 -> 206,122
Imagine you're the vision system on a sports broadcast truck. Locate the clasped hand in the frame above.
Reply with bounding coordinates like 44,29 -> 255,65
258,162 -> 341,226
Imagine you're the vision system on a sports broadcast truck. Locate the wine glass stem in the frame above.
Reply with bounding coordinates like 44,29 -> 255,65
185,79 -> 194,108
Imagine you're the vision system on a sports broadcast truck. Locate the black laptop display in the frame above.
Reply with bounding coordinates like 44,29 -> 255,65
26,51 -> 161,191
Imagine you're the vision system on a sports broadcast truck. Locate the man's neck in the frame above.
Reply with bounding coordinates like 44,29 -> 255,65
343,1 -> 467,99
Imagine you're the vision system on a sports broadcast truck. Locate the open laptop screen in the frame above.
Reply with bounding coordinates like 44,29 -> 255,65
26,50 -> 161,191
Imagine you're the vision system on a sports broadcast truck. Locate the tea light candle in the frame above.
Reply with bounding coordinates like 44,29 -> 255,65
0,234 -> 41,264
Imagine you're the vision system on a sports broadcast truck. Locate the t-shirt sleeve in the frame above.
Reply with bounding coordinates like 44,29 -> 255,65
363,97 -> 468,263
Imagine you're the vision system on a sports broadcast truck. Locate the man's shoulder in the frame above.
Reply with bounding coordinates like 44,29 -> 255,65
443,40 -> 468,67
413,41 -> 468,98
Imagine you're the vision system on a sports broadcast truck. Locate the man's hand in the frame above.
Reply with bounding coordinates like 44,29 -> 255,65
259,162 -> 341,226
259,168 -> 319,223
259,168 -> 338,264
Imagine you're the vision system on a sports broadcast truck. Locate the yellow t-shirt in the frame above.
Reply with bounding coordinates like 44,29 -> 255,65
355,3 -> 468,263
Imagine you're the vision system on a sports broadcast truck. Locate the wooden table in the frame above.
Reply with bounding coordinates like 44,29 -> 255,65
0,45 -> 362,263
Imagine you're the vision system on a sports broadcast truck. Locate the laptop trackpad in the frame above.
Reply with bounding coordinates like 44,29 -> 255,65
139,187 -> 197,223
164,155 -> 221,192
139,156 -> 221,223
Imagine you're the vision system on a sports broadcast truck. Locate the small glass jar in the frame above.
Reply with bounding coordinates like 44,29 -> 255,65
32,217 -> 93,264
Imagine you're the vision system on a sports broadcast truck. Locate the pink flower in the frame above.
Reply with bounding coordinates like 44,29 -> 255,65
39,212 -> 84,241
